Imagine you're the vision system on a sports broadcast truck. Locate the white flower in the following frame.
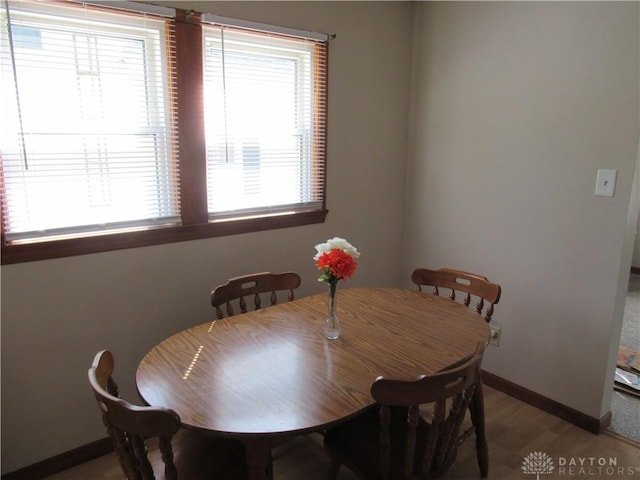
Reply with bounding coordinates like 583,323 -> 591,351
313,237 -> 360,260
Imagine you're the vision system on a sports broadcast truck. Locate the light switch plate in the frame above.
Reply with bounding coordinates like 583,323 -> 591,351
595,169 -> 617,197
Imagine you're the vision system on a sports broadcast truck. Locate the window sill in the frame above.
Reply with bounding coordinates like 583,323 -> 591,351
1,209 -> 328,265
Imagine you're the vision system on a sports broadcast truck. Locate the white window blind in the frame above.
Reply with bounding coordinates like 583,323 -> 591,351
0,0 -> 179,242
202,22 -> 327,221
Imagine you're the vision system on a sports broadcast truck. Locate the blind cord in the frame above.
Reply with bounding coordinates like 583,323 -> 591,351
4,0 -> 29,170
220,27 -> 230,164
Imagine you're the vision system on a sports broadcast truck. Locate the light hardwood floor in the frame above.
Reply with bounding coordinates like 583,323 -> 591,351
46,386 -> 640,480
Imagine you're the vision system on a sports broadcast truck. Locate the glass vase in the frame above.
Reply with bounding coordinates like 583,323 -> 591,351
325,281 -> 341,340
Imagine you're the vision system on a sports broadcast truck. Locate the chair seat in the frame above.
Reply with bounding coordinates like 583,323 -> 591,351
163,429 -> 247,480
325,407 -> 429,479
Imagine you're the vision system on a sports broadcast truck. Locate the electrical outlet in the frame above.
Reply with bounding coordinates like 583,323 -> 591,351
489,325 -> 501,347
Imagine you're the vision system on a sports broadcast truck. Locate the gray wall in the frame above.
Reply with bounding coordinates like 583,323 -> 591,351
2,1 -> 639,474
403,1 -> 639,418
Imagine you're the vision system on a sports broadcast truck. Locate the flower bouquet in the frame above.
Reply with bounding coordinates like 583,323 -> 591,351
314,237 -> 360,339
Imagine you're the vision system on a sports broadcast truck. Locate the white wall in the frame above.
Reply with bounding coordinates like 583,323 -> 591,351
634,214 -> 640,268
633,173 -> 640,267
0,2 -> 413,473
403,1 -> 639,419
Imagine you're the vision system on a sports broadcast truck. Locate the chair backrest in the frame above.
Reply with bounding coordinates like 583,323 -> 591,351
370,342 -> 485,479
210,271 -> 301,319
88,350 -> 182,480
411,267 -> 501,322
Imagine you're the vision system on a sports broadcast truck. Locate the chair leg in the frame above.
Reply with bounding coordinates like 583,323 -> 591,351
470,381 -> 489,478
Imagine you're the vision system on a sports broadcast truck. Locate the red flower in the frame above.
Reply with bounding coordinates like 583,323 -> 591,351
316,249 -> 357,281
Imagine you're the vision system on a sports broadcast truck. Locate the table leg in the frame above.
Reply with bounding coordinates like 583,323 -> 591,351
470,379 -> 489,478
242,437 -> 277,480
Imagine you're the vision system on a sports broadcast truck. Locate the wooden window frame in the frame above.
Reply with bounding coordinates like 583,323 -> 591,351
0,6 -> 328,265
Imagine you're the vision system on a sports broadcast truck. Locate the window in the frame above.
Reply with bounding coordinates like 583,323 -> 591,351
0,1 -> 328,264
203,25 -> 325,221
1,1 -> 179,242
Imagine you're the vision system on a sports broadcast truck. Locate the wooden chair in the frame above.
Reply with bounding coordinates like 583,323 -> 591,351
411,268 -> 501,323
411,267 -> 501,478
324,343 -> 486,479
88,350 -> 247,480
211,271 -> 302,319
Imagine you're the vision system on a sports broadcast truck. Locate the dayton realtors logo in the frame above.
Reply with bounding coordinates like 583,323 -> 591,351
522,452 -> 638,478
522,451 -> 554,479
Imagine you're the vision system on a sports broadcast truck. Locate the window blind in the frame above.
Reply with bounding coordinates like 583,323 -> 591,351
201,21 -> 328,221
0,0 -> 179,243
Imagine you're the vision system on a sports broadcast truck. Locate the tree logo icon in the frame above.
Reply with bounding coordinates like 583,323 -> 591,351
522,451 -> 555,480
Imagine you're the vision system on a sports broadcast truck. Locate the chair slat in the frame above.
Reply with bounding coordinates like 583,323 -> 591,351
159,436 -> 177,480
379,404 -> 391,480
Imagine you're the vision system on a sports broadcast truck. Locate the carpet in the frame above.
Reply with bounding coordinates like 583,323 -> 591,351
609,273 -> 640,443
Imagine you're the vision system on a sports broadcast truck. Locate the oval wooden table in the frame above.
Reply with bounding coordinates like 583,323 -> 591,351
136,287 -> 491,479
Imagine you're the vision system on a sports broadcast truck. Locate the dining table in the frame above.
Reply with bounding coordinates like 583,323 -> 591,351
136,287 -> 491,479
